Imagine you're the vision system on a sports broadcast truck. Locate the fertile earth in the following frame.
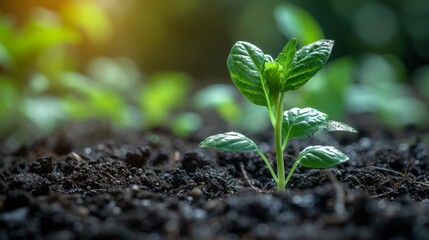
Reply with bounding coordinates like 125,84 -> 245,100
1,126 -> 428,239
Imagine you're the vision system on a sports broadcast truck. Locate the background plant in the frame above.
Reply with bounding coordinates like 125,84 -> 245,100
0,9 -> 202,149
193,84 -> 270,134
1,1 -> 428,150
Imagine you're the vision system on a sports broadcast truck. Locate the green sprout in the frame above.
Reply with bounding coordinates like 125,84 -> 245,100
199,38 -> 356,192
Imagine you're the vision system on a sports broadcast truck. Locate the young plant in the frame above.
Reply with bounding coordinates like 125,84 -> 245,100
199,38 -> 356,192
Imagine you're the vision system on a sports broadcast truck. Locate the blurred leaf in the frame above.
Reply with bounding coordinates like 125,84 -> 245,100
194,84 -> 237,109
171,112 -> 202,137
0,77 -> 19,134
359,54 -> 399,88
60,72 -> 97,95
88,57 -> 142,95
353,2 -> 398,47
28,73 -> 50,93
60,72 -> 129,126
193,83 -> 270,134
193,84 -> 241,123
15,11 -> 79,59
238,102 -> 270,134
414,66 -> 429,100
347,55 -> 428,127
216,101 -> 241,125
140,72 -> 191,127
0,9 -> 80,91
61,1 -> 112,44
0,13 -> 13,37
0,43 -> 12,70
378,97 -> 427,127
274,3 -> 324,46
232,1 -> 282,52
23,96 -> 66,133
299,57 -> 355,120
323,58 -> 355,96
0,14 -> 15,58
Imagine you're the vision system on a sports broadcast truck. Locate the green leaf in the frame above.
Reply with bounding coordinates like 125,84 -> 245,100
262,61 -> 285,95
227,41 -> 269,106
284,39 -> 334,91
321,121 -> 357,133
199,132 -> 259,152
297,146 -> 349,168
276,38 -> 297,78
282,107 -> 328,142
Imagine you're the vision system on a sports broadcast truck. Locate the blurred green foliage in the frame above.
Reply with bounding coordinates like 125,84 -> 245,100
60,1 -> 112,45
171,112 -> 202,137
0,7 -> 201,148
274,3 -> 324,46
415,66 -> 429,101
194,84 -> 241,124
139,72 -> 191,128
1,0 -> 429,148
347,54 -> 428,127
0,9 -> 80,146
193,84 -> 269,134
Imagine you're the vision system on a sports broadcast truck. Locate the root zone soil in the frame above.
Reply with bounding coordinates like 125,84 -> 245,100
1,127 -> 429,240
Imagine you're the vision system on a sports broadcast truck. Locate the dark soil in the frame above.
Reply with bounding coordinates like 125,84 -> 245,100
1,127 -> 429,240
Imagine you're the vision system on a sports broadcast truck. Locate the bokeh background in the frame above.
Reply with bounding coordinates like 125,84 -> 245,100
1,0 -> 428,148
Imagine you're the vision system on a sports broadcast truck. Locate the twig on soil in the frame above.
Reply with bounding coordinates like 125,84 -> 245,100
240,162 -> 263,193
369,166 -> 406,177
352,175 -> 363,186
369,166 -> 429,188
327,171 -> 348,220
414,181 -> 429,188
103,171 -> 118,183
369,188 -> 394,199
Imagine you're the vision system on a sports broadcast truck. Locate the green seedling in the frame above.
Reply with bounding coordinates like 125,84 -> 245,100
199,38 -> 356,191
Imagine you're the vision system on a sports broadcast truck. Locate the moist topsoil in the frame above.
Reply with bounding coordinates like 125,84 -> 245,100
1,126 -> 429,240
